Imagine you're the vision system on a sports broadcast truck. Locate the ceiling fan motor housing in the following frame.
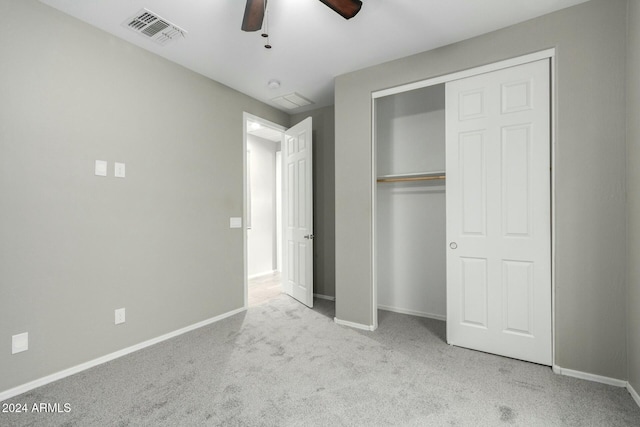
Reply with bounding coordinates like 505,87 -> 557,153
319,0 -> 362,20
242,0 -> 362,33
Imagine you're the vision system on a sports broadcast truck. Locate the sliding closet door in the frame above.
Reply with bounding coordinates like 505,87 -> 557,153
445,59 -> 551,365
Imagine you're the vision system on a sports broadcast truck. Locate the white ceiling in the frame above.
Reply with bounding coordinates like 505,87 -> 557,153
39,0 -> 589,114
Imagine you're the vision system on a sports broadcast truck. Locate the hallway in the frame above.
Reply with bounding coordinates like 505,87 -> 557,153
248,271 -> 281,306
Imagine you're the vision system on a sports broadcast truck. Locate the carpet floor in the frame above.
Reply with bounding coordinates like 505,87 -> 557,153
2,295 -> 639,426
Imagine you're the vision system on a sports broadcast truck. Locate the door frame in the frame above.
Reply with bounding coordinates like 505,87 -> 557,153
243,112 -> 286,308
370,48 -> 557,364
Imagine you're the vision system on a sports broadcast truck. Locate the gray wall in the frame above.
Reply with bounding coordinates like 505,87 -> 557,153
627,0 -> 640,394
335,0 -> 629,379
291,107 -> 336,298
0,0 -> 289,392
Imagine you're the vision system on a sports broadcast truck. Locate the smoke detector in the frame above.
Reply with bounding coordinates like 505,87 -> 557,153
268,80 -> 281,90
123,9 -> 187,46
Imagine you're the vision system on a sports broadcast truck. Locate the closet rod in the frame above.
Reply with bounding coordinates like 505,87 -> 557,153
377,175 -> 446,183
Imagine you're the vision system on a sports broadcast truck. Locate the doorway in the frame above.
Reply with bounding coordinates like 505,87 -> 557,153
243,113 -> 315,309
244,114 -> 285,307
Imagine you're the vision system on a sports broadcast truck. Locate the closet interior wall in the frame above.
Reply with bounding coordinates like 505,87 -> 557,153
375,84 -> 447,320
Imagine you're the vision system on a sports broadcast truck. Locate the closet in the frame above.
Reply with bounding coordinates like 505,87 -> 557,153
375,83 -> 447,321
373,57 -> 552,366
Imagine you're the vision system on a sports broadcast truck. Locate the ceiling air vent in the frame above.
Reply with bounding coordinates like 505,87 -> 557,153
271,93 -> 314,110
123,9 -> 186,46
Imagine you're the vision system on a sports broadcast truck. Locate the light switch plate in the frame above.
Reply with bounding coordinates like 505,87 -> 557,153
114,162 -> 125,178
115,308 -> 126,325
230,217 -> 242,228
12,332 -> 28,354
95,160 -> 107,177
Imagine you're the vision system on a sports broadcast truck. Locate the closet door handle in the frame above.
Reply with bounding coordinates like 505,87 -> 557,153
304,234 -> 314,240
449,242 -> 457,249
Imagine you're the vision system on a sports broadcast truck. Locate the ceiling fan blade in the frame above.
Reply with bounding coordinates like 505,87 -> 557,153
319,0 -> 362,20
241,0 -> 266,32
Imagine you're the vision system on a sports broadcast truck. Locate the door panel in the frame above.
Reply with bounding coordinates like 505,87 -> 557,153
460,131 -> 486,236
446,59 -> 551,365
283,117 -> 314,307
461,257 -> 488,328
502,125 -> 532,236
502,260 -> 534,335
298,159 -> 307,228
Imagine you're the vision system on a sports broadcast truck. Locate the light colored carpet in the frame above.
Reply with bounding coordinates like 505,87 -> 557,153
2,295 -> 639,426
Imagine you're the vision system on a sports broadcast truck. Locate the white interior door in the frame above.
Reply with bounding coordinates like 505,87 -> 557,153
445,59 -> 551,365
283,117 -> 314,307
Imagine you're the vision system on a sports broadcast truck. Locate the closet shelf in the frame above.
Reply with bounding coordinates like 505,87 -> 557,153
376,172 -> 446,183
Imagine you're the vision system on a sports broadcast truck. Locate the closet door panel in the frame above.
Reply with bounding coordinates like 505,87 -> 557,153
502,260 -> 534,336
502,125 -> 532,237
446,59 -> 551,366
460,257 -> 488,328
459,131 -> 487,236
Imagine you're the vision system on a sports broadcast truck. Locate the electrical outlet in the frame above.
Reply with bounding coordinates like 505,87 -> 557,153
114,308 -> 126,325
12,332 -> 28,354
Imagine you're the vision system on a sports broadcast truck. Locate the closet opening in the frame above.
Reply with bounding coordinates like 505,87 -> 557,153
374,84 -> 447,328
371,51 -> 555,366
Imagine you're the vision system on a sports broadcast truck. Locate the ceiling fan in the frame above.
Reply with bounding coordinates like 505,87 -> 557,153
241,0 -> 363,32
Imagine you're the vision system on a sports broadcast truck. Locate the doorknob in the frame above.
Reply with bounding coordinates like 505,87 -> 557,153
449,242 -> 457,249
304,234 -> 315,239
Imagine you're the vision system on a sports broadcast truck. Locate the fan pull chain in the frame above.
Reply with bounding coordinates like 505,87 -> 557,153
261,1 -> 272,49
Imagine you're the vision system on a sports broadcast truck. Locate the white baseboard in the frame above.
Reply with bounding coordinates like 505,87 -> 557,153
378,305 -> 446,321
0,306 -> 246,402
628,382 -> 640,408
314,293 -> 336,301
552,365 -> 627,387
334,317 -> 376,331
248,270 -> 278,280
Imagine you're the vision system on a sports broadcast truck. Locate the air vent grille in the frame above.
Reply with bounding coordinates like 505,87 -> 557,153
271,93 -> 315,110
123,9 -> 186,46
141,20 -> 170,37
